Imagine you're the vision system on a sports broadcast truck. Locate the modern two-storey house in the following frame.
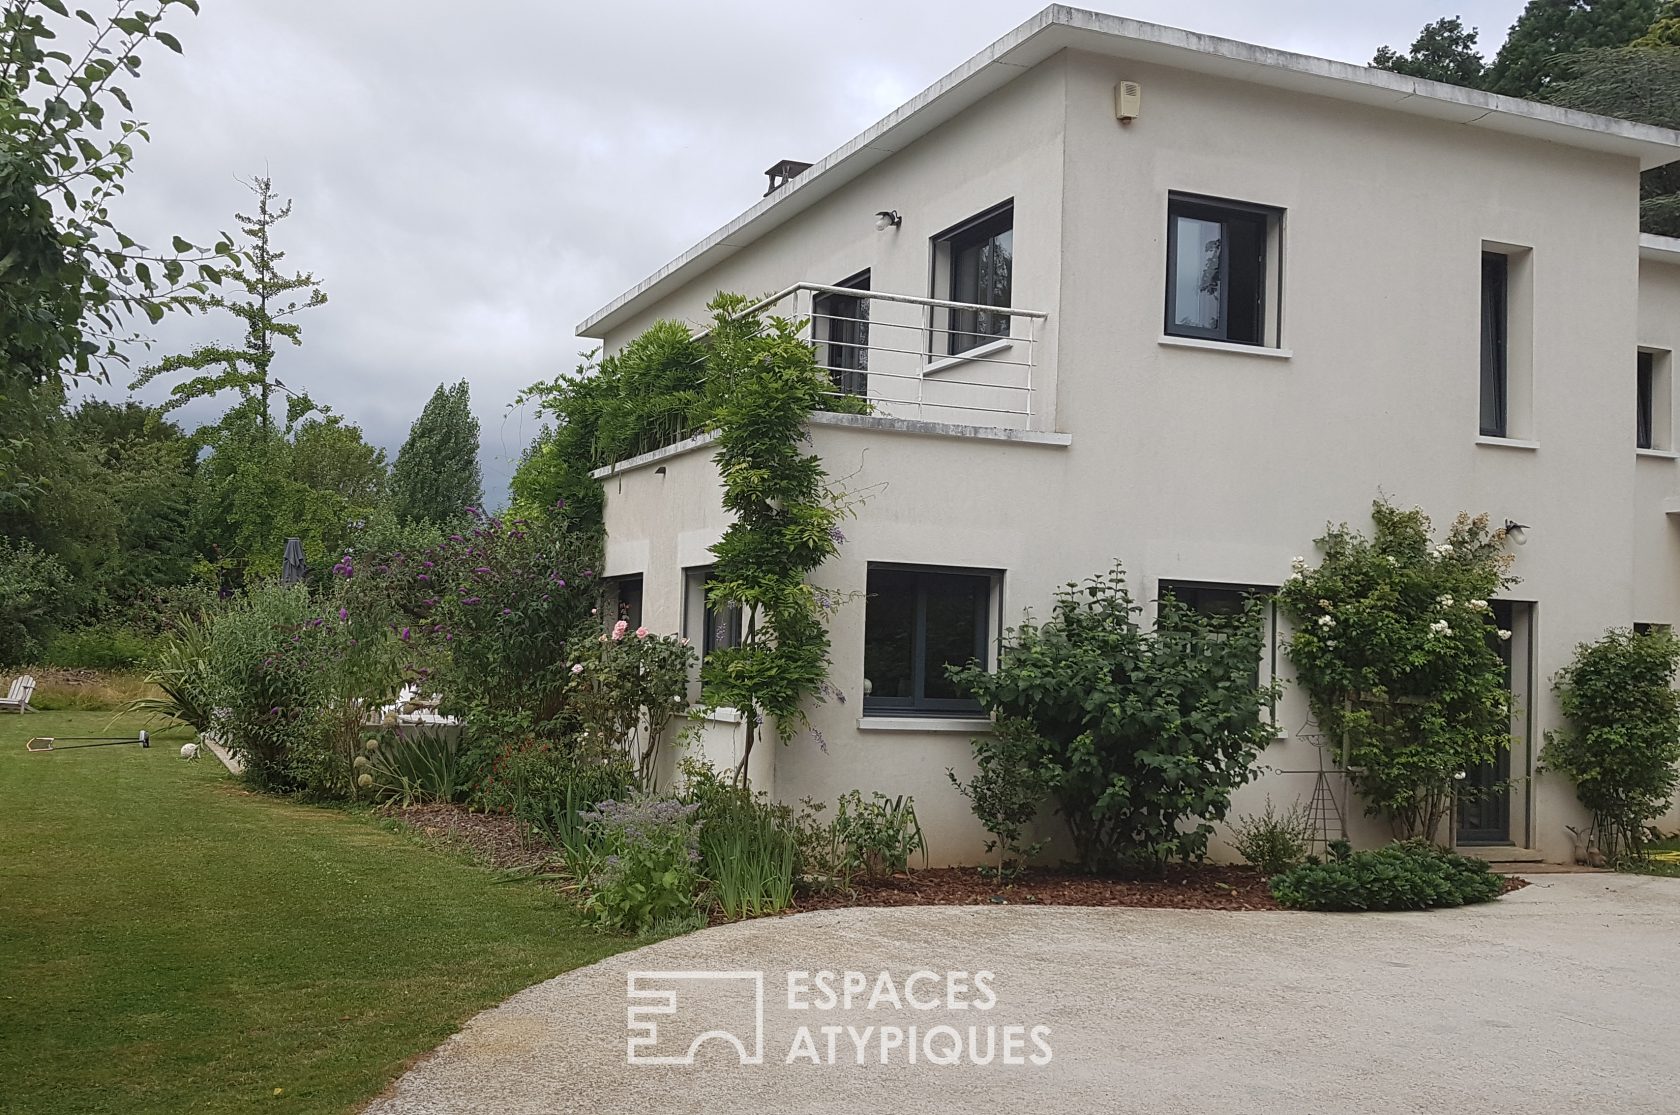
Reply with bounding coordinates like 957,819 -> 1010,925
577,7 -> 1680,866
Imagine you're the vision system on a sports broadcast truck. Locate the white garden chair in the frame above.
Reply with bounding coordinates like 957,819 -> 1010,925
0,675 -> 37,714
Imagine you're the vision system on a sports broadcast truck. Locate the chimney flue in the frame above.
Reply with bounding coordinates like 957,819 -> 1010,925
763,159 -> 813,196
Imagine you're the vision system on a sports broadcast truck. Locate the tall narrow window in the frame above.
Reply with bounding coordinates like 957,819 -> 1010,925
934,204 -> 1013,355
863,566 -> 993,715
683,568 -> 740,660
813,271 -> 869,397
1480,252 -> 1509,438
608,574 -> 643,630
1638,350 -> 1656,450
1164,195 -> 1279,346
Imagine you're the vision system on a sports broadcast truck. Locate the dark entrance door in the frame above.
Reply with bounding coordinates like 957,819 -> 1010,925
1456,600 -> 1514,844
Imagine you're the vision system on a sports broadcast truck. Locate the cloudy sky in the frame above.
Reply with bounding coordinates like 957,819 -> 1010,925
92,0 -> 1530,499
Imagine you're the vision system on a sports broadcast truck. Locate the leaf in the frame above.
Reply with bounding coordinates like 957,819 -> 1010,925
40,0 -> 68,13
155,30 -> 182,53
76,9 -> 97,26
171,235 -> 192,253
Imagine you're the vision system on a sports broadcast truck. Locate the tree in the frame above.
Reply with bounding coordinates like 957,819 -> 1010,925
1637,0 -> 1680,46
950,565 -> 1278,874
1373,17 -> 1488,86
1545,44 -> 1680,235
1544,628 -> 1680,862
130,175 -> 327,431
389,380 -> 483,527
1484,0 -> 1660,98
1,0 -> 228,508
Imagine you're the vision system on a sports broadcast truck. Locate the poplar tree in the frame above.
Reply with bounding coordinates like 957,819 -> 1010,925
389,381 -> 483,527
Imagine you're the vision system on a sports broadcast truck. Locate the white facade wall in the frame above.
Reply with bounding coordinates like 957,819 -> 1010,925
590,46 -> 1680,865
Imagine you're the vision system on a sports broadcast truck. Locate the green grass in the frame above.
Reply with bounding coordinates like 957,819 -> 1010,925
0,711 -> 631,1114
1627,834 -> 1680,878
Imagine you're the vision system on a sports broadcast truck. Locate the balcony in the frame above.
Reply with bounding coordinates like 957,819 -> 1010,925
742,283 -> 1048,431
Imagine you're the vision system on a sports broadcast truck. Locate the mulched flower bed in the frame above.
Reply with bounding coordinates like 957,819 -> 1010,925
792,865 -> 1287,913
389,803 -> 557,873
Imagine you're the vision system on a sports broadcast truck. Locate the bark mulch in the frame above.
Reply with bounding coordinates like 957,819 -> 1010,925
389,803 -> 558,873
792,865 -> 1287,913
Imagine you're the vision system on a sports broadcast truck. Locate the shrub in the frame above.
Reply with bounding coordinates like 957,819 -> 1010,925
569,622 -> 695,788
1277,501 -> 1515,840
951,563 -> 1278,873
680,760 -> 799,918
579,797 -> 703,934
948,716 -> 1054,878
1269,840 -> 1505,911
1228,798 -> 1317,875
366,725 -> 471,806
832,790 -> 926,880
44,627 -> 154,670
130,611 -> 216,732
0,537 -> 73,663
1544,628 -> 1680,863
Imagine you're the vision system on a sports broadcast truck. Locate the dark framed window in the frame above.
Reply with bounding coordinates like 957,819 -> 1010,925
608,574 -> 643,630
1158,580 -> 1275,691
936,203 -> 1013,355
683,568 -> 740,659
863,566 -> 994,715
1480,252 -> 1509,438
1638,350 -> 1656,450
1634,622 -> 1670,637
1165,194 -> 1276,346
813,270 -> 869,397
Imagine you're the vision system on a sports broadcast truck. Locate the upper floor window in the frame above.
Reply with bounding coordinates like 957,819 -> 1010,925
1480,252 -> 1509,438
933,202 -> 1013,355
1165,194 -> 1280,347
1636,349 -> 1672,452
813,271 -> 869,397
863,565 -> 995,715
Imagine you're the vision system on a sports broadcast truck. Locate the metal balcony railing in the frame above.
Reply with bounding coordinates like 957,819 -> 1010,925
739,283 -> 1048,428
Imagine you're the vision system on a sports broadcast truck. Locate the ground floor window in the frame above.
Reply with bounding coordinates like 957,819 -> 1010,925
683,567 -> 741,659
607,574 -> 643,630
863,565 -> 995,715
1157,579 -> 1276,693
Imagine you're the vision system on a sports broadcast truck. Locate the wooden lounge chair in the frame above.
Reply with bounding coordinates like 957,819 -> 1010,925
0,675 -> 36,714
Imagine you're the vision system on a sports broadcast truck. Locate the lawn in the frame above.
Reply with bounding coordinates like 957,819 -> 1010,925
1631,834 -> 1680,878
0,709 -> 630,1115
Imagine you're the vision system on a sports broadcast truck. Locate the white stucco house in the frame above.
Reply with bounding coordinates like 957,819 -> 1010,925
577,6 -> 1680,866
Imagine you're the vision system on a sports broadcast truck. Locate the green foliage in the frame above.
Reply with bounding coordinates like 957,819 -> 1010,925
129,175 -> 327,428
42,626 -> 151,669
952,564 -> 1279,873
1277,501 -> 1515,840
365,725 -> 471,806
698,294 -> 850,782
947,716 -> 1054,877
1638,0 -> 1680,45
1373,17 -> 1489,85
1228,798 -> 1317,875
680,760 -> 800,918
1269,839 -> 1506,911
0,536 -> 72,662
1485,0 -> 1660,98
832,789 -> 927,880
129,609 -> 214,732
578,796 -> 704,934
1544,627 -> 1680,862
1544,44 -> 1680,236
389,380 -> 483,528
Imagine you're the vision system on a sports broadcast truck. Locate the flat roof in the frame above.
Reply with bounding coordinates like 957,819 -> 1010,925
1641,233 -> 1680,265
581,4 -> 1680,338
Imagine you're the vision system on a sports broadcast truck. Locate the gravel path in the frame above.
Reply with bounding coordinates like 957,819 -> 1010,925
365,873 -> 1680,1114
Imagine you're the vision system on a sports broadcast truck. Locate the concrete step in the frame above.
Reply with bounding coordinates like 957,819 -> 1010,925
1456,845 -> 1546,863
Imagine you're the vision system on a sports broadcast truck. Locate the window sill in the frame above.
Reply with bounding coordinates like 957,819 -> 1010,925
1637,448 -> 1679,460
691,705 -> 746,725
857,716 -> 993,734
1475,436 -> 1539,451
1157,335 -> 1291,359
924,337 -> 1012,375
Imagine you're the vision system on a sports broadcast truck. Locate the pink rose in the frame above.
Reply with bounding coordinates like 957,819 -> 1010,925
570,663 -> 584,675
635,626 -> 649,639
611,619 -> 628,641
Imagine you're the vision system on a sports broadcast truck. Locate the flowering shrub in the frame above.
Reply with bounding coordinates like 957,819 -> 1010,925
569,620 -> 695,787
578,796 -> 703,934
1544,628 -> 1680,863
952,564 -> 1278,873
1278,501 -> 1516,840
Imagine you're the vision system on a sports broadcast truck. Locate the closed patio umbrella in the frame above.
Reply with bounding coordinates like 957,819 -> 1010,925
281,537 -> 307,585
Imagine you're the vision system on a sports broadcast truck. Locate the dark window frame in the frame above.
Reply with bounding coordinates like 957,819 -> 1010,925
1164,193 -> 1276,347
608,574 -> 644,631
813,270 -> 870,397
1480,252 -> 1510,438
1638,349 -> 1656,450
683,567 -> 741,660
932,201 -> 1014,356
862,563 -> 997,716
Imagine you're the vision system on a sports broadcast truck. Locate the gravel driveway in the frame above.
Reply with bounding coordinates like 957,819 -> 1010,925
365,873 -> 1680,1114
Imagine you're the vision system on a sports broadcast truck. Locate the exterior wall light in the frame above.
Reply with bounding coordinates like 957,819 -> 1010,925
1503,520 -> 1529,546
875,210 -> 902,231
